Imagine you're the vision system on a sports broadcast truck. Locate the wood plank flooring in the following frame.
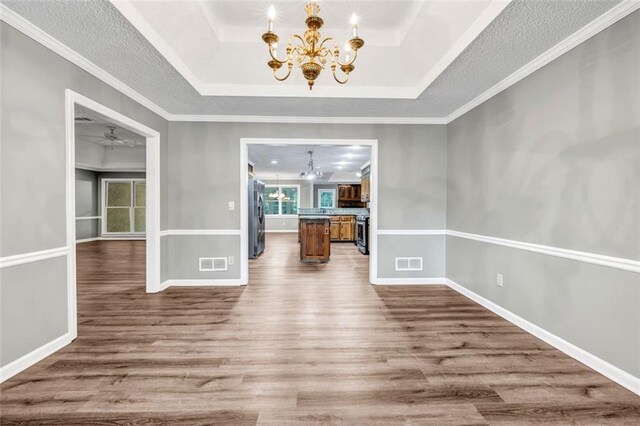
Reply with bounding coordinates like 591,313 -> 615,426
1,234 -> 639,424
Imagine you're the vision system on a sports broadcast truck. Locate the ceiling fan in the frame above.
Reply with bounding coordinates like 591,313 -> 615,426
77,126 -> 143,149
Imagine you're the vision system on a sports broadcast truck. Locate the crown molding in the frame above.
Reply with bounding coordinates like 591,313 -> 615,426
0,4 -> 172,121
3,1 -> 638,125
413,0 -> 512,99
168,114 -> 447,125
445,0 -> 640,123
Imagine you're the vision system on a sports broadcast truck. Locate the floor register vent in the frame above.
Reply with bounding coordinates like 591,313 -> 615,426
199,257 -> 228,272
395,257 -> 423,271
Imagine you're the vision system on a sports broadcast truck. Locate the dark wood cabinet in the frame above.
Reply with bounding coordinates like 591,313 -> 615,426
337,184 -> 365,208
300,218 -> 330,262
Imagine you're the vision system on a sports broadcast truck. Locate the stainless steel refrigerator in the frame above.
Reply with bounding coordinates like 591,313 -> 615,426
248,179 -> 265,258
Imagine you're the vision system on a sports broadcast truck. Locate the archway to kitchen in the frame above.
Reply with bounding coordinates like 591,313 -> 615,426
240,138 -> 378,285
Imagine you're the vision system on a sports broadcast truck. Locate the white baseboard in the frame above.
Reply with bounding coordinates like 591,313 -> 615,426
445,278 -> 640,396
76,237 -> 101,244
160,279 -> 244,290
372,277 -> 446,285
76,237 -> 146,243
0,332 -> 73,383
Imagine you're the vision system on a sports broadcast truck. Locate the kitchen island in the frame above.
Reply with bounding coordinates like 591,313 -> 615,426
298,208 -> 369,262
299,216 -> 330,262
298,208 -> 368,242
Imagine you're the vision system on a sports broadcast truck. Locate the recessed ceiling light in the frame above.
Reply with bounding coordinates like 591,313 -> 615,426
344,153 -> 355,158
356,172 -> 362,177
349,145 -> 363,150
271,160 -> 278,164
336,161 -> 349,165
336,166 -> 344,170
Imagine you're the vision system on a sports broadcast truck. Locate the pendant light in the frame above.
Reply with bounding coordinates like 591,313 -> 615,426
299,151 -> 322,180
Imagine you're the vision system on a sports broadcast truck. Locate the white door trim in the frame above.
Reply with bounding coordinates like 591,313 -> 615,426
240,138 -> 378,285
65,89 -> 161,341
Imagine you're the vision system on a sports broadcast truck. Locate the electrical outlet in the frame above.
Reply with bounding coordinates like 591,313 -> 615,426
228,201 -> 235,211
496,273 -> 504,287
228,256 -> 234,266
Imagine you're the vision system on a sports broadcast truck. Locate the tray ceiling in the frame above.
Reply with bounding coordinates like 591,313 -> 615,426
111,0 -> 506,98
1,0 -> 627,118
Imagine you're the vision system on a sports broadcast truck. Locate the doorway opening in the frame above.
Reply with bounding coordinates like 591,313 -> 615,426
65,90 -> 160,340
240,138 -> 378,285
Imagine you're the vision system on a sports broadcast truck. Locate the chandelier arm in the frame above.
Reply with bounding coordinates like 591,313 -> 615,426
317,46 -> 334,60
333,48 -> 358,67
273,63 -> 294,81
267,44 -> 288,65
317,37 -> 336,51
291,34 -> 307,47
331,66 -> 350,85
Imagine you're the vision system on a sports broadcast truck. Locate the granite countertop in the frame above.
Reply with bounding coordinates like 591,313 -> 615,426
298,215 -> 330,220
298,208 -> 369,217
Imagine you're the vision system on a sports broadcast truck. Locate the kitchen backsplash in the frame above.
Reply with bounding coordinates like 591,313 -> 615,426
298,208 -> 369,216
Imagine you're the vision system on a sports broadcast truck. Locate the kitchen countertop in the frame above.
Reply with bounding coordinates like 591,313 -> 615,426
298,215 -> 330,220
298,208 -> 369,217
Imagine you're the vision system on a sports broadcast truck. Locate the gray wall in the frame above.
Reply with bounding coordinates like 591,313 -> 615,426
446,11 -> 640,377
167,122 -> 447,282
1,22 -> 169,368
312,183 -> 338,208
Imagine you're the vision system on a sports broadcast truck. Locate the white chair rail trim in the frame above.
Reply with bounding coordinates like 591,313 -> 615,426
75,216 -> 101,221
376,229 -> 639,273
0,247 -> 68,269
160,229 -> 242,237
447,229 -> 640,274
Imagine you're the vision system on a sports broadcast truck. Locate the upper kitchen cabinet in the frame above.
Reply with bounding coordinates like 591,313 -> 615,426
337,184 -> 364,208
360,164 -> 371,203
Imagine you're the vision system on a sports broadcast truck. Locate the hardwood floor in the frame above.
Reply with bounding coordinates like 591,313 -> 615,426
1,234 -> 639,424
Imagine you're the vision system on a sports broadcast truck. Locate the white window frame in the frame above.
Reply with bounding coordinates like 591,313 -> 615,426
265,184 -> 300,217
317,188 -> 336,209
101,178 -> 146,236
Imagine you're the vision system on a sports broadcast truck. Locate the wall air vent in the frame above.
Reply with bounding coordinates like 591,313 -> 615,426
199,257 -> 228,272
395,257 -> 423,271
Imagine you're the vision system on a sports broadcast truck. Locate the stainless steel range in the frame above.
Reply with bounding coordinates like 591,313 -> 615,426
355,215 -> 369,255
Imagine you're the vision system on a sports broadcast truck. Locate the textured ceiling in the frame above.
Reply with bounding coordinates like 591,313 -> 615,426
3,0 -> 623,117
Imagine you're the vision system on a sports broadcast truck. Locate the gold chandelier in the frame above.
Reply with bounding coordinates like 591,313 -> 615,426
262,1 -> 364,90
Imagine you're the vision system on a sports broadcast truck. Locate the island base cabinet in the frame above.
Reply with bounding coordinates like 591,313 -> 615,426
300,219 -> 330,262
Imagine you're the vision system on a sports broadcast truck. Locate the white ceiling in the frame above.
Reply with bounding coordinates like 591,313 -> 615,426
2,0 -> 628,117
75,106 -> 146,147
249,144 -> 371,181
111,0 -> 505,99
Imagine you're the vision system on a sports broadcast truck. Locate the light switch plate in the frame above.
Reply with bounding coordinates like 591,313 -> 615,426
496,273 -> 504,287
228,256 -> 234,265
228,201 -> 235,210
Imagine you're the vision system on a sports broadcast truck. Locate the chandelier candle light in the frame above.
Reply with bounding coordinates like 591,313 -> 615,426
263,1 -> 364,90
